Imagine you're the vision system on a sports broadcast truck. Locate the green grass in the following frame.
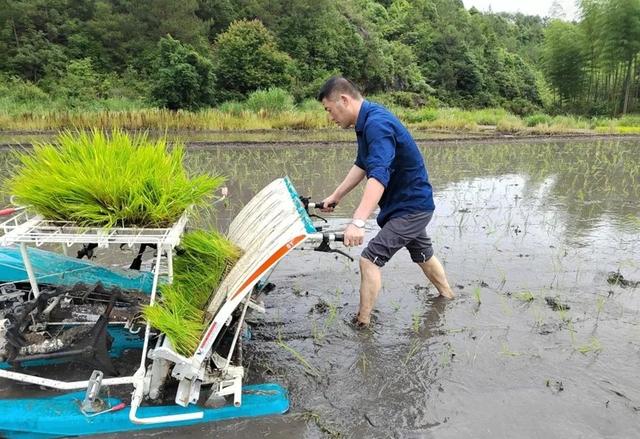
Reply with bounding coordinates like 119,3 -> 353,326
144,229 -> 242,356
4,129 -> 222,227
2,83 -> 640,135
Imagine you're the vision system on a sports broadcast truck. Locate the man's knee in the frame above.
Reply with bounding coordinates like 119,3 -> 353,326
361,248 -> 387,267
409,247 -> 434,264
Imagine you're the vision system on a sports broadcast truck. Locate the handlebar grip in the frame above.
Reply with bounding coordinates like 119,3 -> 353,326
311,202 -> 336,210
333,233 -> 344,242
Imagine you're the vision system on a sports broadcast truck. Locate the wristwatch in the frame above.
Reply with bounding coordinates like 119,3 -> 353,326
351,219 -> 366,228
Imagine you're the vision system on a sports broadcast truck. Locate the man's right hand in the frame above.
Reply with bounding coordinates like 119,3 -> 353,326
320,194 -> 340,212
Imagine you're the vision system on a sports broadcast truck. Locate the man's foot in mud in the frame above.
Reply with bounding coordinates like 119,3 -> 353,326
348,313 -> 374,330
438,289 -> 455,299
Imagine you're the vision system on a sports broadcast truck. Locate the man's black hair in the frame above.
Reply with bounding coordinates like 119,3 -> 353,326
317,76 -> 362,102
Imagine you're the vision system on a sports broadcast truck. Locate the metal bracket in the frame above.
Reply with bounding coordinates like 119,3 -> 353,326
207,366 -> 244,408
81,370 -> 105,413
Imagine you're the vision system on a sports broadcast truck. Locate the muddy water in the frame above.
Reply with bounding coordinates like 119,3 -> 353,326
2,140 -> 640,438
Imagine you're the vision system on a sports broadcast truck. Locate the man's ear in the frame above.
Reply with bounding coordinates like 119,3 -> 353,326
340,94 -> 350,106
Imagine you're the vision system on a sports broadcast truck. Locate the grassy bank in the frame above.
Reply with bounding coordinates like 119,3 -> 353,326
1,89 -> 640,137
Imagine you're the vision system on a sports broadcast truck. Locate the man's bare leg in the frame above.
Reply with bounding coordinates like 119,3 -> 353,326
417,256 -> 455,299
357,257 -> 382,324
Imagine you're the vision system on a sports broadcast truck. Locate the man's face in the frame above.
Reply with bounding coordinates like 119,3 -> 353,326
322,95 -> 354,129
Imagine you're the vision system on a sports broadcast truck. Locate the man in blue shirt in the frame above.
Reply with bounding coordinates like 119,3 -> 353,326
318,77 -> 454,328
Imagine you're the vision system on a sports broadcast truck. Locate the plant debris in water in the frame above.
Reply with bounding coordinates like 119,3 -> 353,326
144,230 -> 242,356
544,296 -> 570,311
5,129 -> 223,227
607,271 -> 639,288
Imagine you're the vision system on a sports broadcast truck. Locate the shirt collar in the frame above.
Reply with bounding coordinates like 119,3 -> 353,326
354,100 -> 370,133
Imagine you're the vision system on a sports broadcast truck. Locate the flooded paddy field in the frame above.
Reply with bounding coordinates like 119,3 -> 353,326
1,139 -> 639,438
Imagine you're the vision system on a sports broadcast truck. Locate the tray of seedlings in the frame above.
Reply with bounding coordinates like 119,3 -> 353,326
0,130 -> 305,438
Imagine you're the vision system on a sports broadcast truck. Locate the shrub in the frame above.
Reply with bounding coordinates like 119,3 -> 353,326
150,36 -> 216,110
525,113 -> 553,127
403,107 -> 439,123
217,100 -> 246,116
213,20 -> 294,100
244,88 -> 294,114
296,98 -> 323,112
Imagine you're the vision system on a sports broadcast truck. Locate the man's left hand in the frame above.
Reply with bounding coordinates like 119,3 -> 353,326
344,223 -> 365,247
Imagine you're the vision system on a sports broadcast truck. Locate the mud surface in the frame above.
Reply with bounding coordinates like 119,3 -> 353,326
1,139 -> 639,438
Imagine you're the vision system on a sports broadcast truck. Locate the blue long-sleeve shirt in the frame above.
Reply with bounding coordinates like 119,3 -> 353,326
354,100 -> 435,227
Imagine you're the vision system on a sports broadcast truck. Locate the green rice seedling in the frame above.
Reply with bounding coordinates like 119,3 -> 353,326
5,129 -> 223,227
144,229 -> 241,356
325,301 -> 338,328
299,411 -> 344,438
516,291 -> 535,302
575,337 -> 603,354
557,307 -> 571,323
359,353 -> 368,375
276,336 -> 320,378
499,343 -> 521,357
411,311 -> 421,333
403,338 -> 422,365
472,286 -> 482,305
143,286 -> 207,356
173,230 -> 242,304
311,320 -> 325,344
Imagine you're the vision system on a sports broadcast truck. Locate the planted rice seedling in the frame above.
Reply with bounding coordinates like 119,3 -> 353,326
516,291 -> 535,302
276,336 -> 321,378
473,286 -> 482,305
575,337 -> 603,354
499,342 -> 521,357
5,129 -> 223,227
403,338 -> 422,365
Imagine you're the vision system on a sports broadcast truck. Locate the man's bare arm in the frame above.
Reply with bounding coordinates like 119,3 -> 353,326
321,165 -> 366,210
353,178 -> 384,220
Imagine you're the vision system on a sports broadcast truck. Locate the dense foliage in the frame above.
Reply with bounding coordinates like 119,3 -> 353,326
0,0 -> 638,115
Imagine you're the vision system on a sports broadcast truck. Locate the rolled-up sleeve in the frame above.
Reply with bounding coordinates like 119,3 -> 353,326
364,121 -> 395,187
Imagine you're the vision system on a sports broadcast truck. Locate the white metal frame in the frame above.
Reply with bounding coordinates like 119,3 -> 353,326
0,209 -> 199,424
0,178 -> 322,425
145,178 -> 318,410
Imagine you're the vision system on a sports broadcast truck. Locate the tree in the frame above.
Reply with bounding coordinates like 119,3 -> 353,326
548,0 -> 567,20
543,20 -> 586,103
150,35 -> 216,110
599,0 -> 640,114
212,19 -> 294,101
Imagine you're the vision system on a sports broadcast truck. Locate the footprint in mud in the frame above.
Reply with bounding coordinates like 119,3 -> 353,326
546,379 -> 564,394
545,296 -> 570,311
537,322 -> 564,335
607,271 -> 640,288
310,299 -> 329,314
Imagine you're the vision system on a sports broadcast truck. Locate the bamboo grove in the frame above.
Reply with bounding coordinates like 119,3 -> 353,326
544,0 -> 640,115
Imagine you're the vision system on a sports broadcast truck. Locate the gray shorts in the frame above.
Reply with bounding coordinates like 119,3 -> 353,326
361,211 -> 434,267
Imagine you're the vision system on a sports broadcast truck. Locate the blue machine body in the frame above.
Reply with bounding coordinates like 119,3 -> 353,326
0,383 -> 289,439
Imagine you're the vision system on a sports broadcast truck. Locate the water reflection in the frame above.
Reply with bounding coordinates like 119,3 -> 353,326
181,141 -> 640,242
